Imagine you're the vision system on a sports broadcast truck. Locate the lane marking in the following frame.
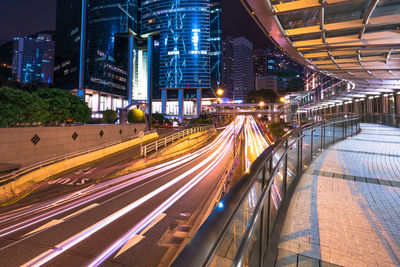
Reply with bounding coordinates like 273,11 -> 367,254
61,203 -> 99,220
20,135 -> 232,267
114,213 -> 167,258
19,119 -> 244,266
22,220 -> 63,238
22,203 -> 99,237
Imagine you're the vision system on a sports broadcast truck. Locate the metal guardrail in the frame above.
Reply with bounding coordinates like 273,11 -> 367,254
172,115 -> 361,267
0,130 -> 156,187
360,113 -> 400,127
140,126 -> 212,157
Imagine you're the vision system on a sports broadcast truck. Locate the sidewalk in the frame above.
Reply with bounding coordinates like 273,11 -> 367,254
276,123 -> 400,266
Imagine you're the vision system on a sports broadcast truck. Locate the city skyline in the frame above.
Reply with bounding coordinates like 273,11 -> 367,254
0,0 -> 272,49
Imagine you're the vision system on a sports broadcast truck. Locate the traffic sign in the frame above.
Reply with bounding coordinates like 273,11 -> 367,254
139,131 -> 144,139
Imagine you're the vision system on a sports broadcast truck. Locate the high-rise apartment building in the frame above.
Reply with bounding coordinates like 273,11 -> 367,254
232,37 -> 254,100
12,34 -> 54,84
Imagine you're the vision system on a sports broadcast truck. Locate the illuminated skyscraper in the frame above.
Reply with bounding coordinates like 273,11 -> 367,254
142,0 -> 211,121
233,37 -> 254,100
55,0 -> 138,112
209,0 -> 222,97
55,0 -> 216,119
12,34 -> 54,84
54,0 -> 84,91
222,36 -> 234,94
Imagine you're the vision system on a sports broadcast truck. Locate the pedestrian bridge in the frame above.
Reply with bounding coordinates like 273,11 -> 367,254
172,115 -> 400,266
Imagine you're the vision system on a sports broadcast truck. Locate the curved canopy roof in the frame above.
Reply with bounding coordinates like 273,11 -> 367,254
241,0 -> 400,96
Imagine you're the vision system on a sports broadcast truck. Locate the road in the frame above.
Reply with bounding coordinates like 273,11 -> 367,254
244,116 -> 269,171
0,117 -> 252,267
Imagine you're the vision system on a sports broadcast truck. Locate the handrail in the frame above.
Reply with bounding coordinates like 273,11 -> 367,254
232,132 -> 304,266
172,115 -> 361,267
0,130 -> 155,186
140,125 -> 212,157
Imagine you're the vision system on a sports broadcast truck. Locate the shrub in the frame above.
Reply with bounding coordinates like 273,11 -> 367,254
128,109 -> 145,123
102,110 -> 118,124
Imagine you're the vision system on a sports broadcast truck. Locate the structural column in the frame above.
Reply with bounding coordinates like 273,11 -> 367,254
178,89 -> 184,122
395,93 -> 399,127
128,34 -> 134,105
196,89 -> 202,117
79,0 -> 88,89
161,89 -> 167,114
147,35 -> 153,116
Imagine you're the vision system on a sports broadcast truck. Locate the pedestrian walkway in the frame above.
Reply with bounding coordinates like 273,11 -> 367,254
276,123 -> 400,267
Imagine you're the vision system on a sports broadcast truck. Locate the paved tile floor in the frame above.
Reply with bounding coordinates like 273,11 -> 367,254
277,123 -> 400,267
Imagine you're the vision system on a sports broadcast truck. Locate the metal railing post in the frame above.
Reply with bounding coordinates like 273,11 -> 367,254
266,188 -> 271,246
283,140 -> 288,196
268,156 -> 273,176
259,167 -> 267,267
351,119 -> 353,135
310,127 -> 314,161
144,146 -> 147,157
342,121 -> 345,139
333,123 -> 335,143
155,141 -> 158,151
344,119 -> 347,138
297,132 -> 302,173
320,126 -> 323,151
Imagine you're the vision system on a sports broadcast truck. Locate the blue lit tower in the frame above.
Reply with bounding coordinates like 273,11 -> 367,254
142,0 -> 211,121
85,0 -> 139,95
209,0 -> 222,97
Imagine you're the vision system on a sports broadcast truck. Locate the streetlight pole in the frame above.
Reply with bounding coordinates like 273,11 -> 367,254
218,88 -> 237,157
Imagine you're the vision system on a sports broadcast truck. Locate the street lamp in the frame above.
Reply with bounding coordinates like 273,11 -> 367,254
259,101 -> 265,107
217,88 -> 239,158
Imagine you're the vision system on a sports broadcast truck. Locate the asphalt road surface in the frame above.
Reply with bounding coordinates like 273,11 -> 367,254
0,118 -> 252,267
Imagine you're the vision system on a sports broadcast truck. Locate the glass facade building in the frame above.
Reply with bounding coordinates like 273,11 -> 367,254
86,0 -> 138,96
55,0 -> 218,119
141,0 -> 210,91
209,0 -> 222,97
54,0 -> 82,90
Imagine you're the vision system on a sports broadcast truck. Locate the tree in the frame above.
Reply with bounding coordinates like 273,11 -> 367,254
152,113 -> 171,125
128,109 -> 145,123
102,110 -> 118,124
0,86 -> 48,127
34,88 -> 91,124
245,89 -> 278,104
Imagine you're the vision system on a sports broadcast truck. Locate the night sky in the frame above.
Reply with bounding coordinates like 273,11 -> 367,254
0,0 -> 272,49
0,0 -> 57,45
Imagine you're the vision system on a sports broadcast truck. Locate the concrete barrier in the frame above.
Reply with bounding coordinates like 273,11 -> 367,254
0,132 -> 158,203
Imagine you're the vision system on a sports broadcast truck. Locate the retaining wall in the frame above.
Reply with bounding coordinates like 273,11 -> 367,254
0,124 -> 146,167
